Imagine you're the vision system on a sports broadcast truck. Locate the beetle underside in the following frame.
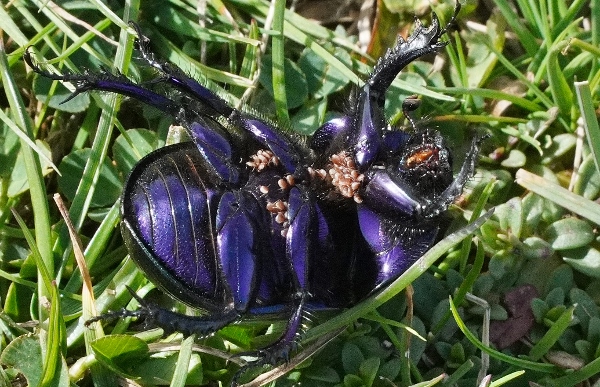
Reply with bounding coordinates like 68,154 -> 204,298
25,1 -> 484,383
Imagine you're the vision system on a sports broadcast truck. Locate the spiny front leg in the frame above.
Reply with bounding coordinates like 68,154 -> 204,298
367,2 -> 461,101
129,22 -> 236,119
311,2 -> 461,171
24,49 -> 180,114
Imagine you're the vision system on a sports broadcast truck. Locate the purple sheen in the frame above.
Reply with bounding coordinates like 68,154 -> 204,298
131,185 -> 152,246
353,86 -> 381,169
245,119 -> 297,173
377,226 -> 438,286
136,171 -> 217,294
310,116 -> 351,151
255,207 -> 291,304
286,188 -> 310,291
186,185 -> 218,291
189,121 -> 239,184
358,205 -> 438,286
382,130 -> 411,153
375,245 -> 409,285
168,76 -> 233,116
357,205 -> 392,253
94,79 -> 176,114
280,297 -> 305,344
144,177 -> 176,266
363,170 -> 422,217
314,203 -> 330,249
216,192 -> 256,311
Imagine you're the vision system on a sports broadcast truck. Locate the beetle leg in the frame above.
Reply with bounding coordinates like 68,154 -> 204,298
231,293 -> 306,385
216,191 -> 268,312
86,286 -> 240,337
367,3 -> 460,101
361,168 -> 424,217
420,135 -> 483,218
237,188 -> 329,369
129,22 -> 235,119
260,292 -> 306,361
183,117 -> 240,185
340,2 -> 460,170
129,24 -> 304,174
23,50 -> 180,114
357,205 -> 439,286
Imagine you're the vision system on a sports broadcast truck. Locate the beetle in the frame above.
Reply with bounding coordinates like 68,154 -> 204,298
25,0 -> 481,378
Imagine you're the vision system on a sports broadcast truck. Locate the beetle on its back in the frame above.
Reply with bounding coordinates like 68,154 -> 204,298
25,0 -> 480,377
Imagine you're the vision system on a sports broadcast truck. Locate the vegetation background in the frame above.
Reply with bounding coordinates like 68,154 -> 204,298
1,0 -> 599,386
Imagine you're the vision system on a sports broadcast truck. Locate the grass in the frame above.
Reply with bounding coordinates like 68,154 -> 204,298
1,0 -> 600,386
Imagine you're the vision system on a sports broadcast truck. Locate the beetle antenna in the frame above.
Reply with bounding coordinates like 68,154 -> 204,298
440,1 -> 462,36
402,95 -> 421,131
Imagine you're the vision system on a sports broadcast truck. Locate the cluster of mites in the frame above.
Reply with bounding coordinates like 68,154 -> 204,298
245,149 -> 365,237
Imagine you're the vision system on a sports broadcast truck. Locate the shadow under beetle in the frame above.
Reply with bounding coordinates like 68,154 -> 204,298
26,0 -> 482,378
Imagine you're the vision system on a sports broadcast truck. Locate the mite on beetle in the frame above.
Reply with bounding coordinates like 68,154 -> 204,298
26,0 -> 481,380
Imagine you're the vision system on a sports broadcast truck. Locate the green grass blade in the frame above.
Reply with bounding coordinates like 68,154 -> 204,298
0,26 -> 54,319
528,307 -> 574,361
270,0 -> 290,124
449,296 -> 557,373
170,334 -> 196,387
515,169 -> 600,225
575,81 -> 600,175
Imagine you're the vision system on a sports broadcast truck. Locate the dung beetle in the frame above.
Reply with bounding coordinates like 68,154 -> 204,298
25,0 -> 482,379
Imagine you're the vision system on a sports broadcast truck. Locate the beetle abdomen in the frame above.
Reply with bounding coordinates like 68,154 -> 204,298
122,143 -> 232,311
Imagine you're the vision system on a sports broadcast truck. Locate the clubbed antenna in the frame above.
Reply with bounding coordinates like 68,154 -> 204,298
402,95 -> 422,130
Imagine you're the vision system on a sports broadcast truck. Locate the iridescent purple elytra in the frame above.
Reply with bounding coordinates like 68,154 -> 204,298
25,0 -> 480,372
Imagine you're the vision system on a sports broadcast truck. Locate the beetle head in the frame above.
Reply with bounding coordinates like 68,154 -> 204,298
395,129 -> 453,200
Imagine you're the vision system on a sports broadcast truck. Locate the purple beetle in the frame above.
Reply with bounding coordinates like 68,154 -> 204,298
26,0 -> 480,375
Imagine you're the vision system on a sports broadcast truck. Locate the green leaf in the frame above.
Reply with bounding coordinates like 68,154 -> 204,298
58,148 -> 122,208
31,72 -> 90,113
298,47 -> 351,98
495,197 -> 523,239
570,288 -> 599,330
563,247 -> 600,278
6,139 -> 54,198
306,366 -> 340,383
463,13 -> 505,88
449,296 -> 557,373
91,335 -> 150,377
260,55 -> 308,110
291,98 -> 328,135
378,358 -> 401,382
358,357 -> 380,387
112,129 -> 159,177
529,307 -> 574,361
1,335 -> 43,387
342,342 -> 364,375
500,149 -> 526,168
573,155 -> 600,200
544,218 -> 594,250
133,352 -> 203,386
343,373 -> 365,387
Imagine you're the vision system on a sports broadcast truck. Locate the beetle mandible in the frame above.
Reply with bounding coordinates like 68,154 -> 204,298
26,0 -> 481,375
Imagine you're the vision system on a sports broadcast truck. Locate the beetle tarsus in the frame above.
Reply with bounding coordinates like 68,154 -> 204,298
87,286 -> 240,337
